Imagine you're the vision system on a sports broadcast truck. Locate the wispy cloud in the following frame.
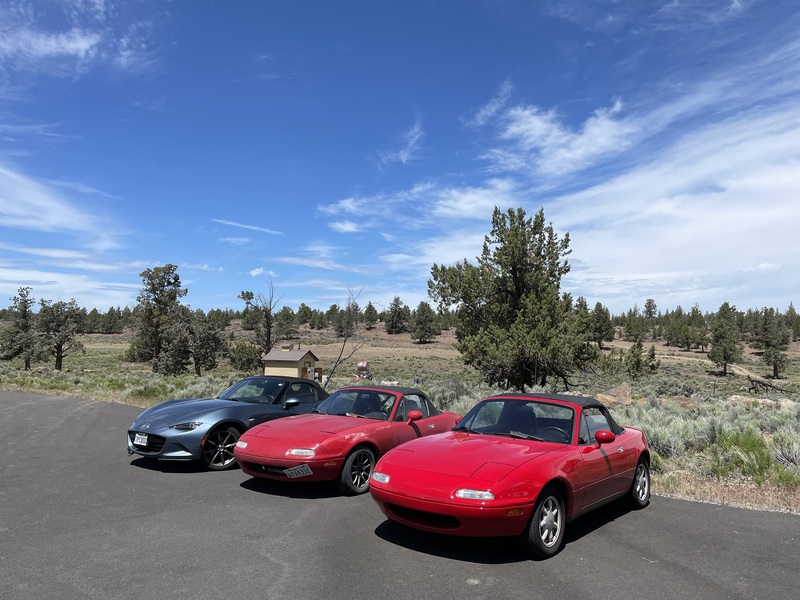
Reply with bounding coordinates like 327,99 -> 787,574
0,164 -> 119,251
212,219 -> 283,235
249,267 -> 276,277
219,237 -> 251,246
330,220 -> 363,233
378,118 -> 424,167
463,79 -> 513,128
0,1 -> 162,82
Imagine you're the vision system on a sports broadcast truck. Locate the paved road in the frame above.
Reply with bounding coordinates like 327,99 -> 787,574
0,391 -> 797,600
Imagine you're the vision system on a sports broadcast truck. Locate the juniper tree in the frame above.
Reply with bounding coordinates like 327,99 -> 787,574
429,206 -> 587,391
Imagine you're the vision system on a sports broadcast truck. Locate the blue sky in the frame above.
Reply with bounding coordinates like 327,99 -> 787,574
1,0 -> 798,317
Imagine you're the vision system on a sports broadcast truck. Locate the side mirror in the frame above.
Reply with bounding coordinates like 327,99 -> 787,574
407,410 -> 423,422
284,398 -> 301,409
595,429 -> 616,445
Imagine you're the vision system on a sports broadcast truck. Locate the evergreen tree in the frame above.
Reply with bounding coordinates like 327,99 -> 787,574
759,307 -> 790,378
274,306 -> 298,340
363,301 -> 379,330
228,340 -> 262,372
384,296 -> 408,334
786,302 -> 799,342
591,302 -> 615,348
188,310 -> 225,376
127,264 -> 188,365
644,298 -> 658,319
0,287 -> 41,370
708,302 -> 743,376
335,300 -> 360,338
410,301 -> 441,343
429,206 -> 584,390
37,299 -> 85,370
625,340 -> 645,378
296,303 -> 313,324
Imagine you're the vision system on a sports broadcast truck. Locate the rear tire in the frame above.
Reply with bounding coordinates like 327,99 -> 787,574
336,447 -> 375,495
629,458 -> 650,509
201,426 -> 241,471
521,485 -> 565,559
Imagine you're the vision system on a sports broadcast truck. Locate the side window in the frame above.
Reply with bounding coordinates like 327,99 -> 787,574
406,394 -> 429,418
394,395 -> 429,421
288,382 -> 315,403
581,407 -> 611,443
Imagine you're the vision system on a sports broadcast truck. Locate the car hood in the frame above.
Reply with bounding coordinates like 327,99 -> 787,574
243,413 -> 380,444
378,431 -> 558,482
133,398 -> 239,425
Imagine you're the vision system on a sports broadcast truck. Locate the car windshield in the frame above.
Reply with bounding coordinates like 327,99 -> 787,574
316,389 -> 394,420
218,378 -> 286,404
454,399 -> 575,444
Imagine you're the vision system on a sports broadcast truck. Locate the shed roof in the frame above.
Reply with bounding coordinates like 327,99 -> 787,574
261,348 -> 319,363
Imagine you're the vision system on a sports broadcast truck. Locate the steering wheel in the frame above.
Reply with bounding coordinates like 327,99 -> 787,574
261,394 -> 275,404
539,426 -> 570,443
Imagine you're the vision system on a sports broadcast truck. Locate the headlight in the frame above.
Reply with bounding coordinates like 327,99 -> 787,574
287,448 -> 315,457
455,489 -> 495,500
169,421 -> 203,430
371,471 -> 390,484
236,441 -> 247,449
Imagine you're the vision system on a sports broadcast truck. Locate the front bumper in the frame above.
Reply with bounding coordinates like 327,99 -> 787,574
370,484 -> 532,537
126,428 -> 206,461
235,449 -> 343,482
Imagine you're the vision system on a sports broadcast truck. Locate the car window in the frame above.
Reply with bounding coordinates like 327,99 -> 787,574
287,382 -> 316,403
394,394 -> 429,421
457,399 -> 574,443
580,407 -> 611,443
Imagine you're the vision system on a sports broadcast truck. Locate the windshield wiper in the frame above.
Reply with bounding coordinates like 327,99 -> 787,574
452,425 -> 481,434
311,408 -> 324,414
493,431 -> 545,441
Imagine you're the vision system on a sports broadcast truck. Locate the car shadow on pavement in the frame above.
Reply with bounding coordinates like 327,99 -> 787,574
239,476 -> 343,499
128,456 -> 218,474
373,499 -> 637,564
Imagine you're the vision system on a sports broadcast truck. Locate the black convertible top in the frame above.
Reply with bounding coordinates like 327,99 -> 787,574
488,392 -> 607,409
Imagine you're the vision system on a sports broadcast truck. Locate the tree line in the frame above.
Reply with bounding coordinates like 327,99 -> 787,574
1,206 -> 797,386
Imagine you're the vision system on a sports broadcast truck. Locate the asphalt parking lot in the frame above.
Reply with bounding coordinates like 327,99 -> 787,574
1,390 -> 797,600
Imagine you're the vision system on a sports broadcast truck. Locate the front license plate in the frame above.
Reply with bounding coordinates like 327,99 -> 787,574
284,463 -> 313,478
133,432 -> 148,446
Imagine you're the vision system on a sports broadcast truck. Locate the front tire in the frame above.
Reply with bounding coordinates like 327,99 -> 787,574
336,447 -> 375,495
521,486 -> 565,559
629,458 -> 650,509
201,426 -> 241,471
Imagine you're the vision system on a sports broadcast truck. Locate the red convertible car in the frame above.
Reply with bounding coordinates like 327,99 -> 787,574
368,393 -> 650,559
234,386 -> 461,495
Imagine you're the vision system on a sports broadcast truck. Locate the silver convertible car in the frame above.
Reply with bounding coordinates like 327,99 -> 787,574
127,376 -> 329,470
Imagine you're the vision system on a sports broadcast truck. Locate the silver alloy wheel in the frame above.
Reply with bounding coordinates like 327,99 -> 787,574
538,495 -> 563,548
634,462 -> 650,503
202,428 -> 239,469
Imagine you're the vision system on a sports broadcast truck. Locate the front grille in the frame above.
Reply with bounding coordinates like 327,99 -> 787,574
243,462 -> 288,476
386,503 -> 461,529
128,431 -> 166,453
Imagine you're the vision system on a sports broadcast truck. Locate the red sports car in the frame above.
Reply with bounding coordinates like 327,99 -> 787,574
234,385 -> 461,495
368,393 -> 650,558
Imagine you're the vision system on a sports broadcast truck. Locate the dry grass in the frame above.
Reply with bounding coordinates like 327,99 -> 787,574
654,471 -> 800,514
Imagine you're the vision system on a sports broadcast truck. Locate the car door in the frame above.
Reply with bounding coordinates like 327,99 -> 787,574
390,393 -> 439,447
574,408 -> 629,512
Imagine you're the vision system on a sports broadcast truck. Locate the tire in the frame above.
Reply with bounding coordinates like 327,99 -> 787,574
629,458 -> 650,509
521,486 -> 565,559
201,426 -> 241,471
336,446 -> 375,495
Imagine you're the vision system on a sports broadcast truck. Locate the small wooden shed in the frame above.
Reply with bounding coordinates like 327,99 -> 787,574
262,344 -> 321,380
